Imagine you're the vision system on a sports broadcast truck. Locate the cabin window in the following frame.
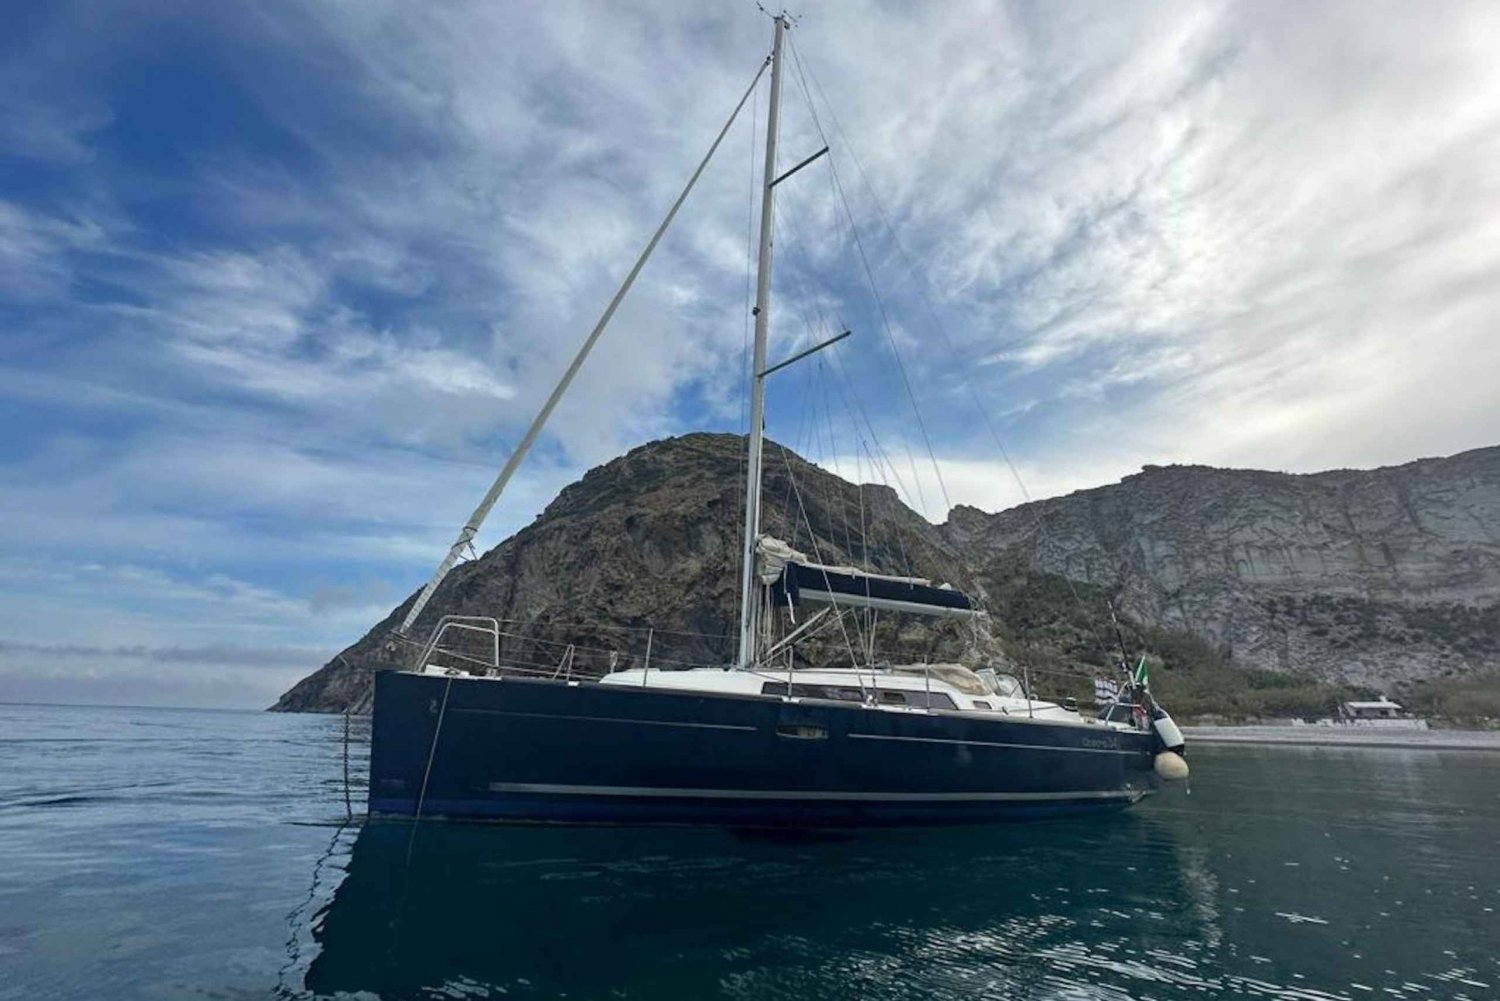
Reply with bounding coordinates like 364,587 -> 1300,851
760,682 -> 864,702
759,682 -> 957,710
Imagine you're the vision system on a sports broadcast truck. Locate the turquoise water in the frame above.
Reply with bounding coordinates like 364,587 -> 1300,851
1,703 -> 1496,1000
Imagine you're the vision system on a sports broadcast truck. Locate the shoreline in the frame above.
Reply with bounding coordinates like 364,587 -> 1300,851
1182,725 -> 1500,751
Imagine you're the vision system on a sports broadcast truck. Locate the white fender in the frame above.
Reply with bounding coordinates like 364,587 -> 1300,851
1154,750 -> 1190,781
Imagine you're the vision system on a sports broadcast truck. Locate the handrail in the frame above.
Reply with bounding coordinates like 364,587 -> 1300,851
416,616 -> 500,673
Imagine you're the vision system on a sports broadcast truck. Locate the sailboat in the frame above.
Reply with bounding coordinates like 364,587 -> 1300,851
367,15 -> 1189,827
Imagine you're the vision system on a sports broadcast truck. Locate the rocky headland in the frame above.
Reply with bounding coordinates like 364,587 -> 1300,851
272,434 -> 1500,718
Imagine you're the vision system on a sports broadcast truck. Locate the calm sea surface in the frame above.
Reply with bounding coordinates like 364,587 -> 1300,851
1,702 -> 1496,1000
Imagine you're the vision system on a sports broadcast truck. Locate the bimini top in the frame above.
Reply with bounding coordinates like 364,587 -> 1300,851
758,536 -> 981,620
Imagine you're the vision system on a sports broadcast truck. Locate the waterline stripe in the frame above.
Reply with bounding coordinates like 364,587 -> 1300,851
453,708 -> 1138,753
485,782 -> 1142,802
452,707 -> 756,732
848,731 -> 1137,756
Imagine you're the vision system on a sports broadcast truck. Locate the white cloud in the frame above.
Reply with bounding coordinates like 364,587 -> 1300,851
0,200 -> 107,301
4,1 -> 1500,706
743,1 -> 1500,505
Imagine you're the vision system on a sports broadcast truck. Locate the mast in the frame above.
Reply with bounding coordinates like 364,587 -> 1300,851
736,14 -> 787,669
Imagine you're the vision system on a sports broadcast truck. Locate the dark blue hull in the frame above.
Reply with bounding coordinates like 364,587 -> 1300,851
369,670 -> 1159,827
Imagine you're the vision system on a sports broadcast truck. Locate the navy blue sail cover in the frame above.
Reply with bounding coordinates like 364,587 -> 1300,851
771,560 -> 977,616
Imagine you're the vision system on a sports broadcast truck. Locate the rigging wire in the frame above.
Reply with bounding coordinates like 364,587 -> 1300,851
787,34 -> 953,520
771,369 -> 872,701
393,615 -> 768,643
763,198 -> 937,667
773,443 -> 868,670
816,359 -> 860,565
770,196 -> 927,580
824,349 -> 919,576
785,34 -> 1122,675
769,70 -> 938,528
393,616 -> 1048,684
802,362 -> 874,661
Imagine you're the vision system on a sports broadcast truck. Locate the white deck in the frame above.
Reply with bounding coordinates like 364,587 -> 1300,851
595,665 -> 1128,729
418,659 -> 1135,731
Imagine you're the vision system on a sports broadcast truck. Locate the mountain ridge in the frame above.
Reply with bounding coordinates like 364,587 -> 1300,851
944,444 -> 1500,689
271,434 -> 1500,714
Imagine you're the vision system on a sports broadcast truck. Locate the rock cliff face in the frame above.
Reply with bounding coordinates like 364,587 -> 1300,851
271,433 -> 981,713
272,436 -> 1500,713
945,447 -> 1500,688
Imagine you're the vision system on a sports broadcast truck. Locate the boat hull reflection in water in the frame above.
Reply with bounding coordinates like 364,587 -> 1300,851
306,815 -> 1204,999
369,670 -> 1160,826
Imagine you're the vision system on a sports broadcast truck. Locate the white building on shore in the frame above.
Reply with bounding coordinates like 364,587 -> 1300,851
1333,697 -> 1428,729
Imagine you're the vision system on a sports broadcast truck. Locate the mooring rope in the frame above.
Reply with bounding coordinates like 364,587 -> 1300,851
341,709 -> 352,821
405,675 -> 453,866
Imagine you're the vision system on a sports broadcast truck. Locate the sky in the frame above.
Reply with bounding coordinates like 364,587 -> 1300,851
3,1 -> 1498,708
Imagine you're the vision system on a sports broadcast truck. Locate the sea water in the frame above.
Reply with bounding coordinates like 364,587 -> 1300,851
1,702 -> 1496,1000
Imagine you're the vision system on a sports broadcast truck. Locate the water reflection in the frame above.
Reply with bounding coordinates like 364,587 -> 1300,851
8,706 -> 1495,1000
306,814 -> 1213,999
302,747 -> 1500,1000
